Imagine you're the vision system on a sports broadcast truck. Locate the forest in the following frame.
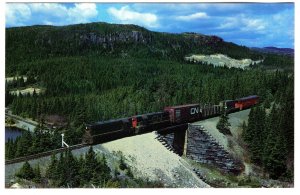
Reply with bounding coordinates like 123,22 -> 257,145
14,147 -> 162,187
242,74 -> 294,180
5,22 -> 294,183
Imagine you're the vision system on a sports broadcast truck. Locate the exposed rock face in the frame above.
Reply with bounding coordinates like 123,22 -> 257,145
185,124 -> 244,174
78,30 -> 151,46
33,26 -> 223,53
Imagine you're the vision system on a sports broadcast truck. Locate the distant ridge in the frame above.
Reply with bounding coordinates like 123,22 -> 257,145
251,46 -> 294,56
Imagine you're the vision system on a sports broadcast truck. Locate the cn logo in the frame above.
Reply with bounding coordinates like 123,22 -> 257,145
190,107 -> 199,115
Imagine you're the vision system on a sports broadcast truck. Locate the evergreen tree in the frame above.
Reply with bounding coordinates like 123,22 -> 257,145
16,161 -> 35,180
250,106 -> 266,164
216,112 -> 231,135
46,154 -> 58,180
33,164 -> 42,183
5,138 -> 16,159
263,106 -> 287,179
15,131 -> 33,157
63,150 -> 80,187
80,146 -> 97,184
99,155 -> 111,181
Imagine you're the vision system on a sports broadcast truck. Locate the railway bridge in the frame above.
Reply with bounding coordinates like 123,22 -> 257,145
156,122 -> 244,174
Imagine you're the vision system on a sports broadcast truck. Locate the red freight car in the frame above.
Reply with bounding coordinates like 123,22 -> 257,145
164,104 -> 201,123
235,95 -> 259,110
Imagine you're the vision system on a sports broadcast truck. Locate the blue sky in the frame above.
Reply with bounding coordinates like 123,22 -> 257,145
5,2 -> 294,48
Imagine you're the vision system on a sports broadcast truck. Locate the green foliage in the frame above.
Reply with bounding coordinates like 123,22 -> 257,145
7,56 -> 288,124
46,154 -> 58,180
45,147 -> 112,187
43,147 -> 162,188
242,76 -> 293,180
5,127 -> 61,160
216,113 -> 231,135
5,22 -> 263,68
16,161 -> 35,180
260,53 -> 294,69
6,22 -> 294,183
33,164 -> 42,183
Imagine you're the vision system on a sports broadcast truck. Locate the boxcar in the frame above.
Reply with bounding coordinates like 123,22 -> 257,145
164,104 -> 201,123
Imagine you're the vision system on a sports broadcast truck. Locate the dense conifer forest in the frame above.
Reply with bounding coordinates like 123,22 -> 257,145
5,22 -> 294,182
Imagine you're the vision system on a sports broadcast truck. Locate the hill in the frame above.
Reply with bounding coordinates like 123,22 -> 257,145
6,22 -> 262,72
251,47 -> 294,56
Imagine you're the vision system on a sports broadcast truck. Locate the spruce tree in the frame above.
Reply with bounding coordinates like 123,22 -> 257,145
63,150 -> 80,187
33,164 -> 42,183
263,105 -> 287,179
250,106 -> 266,164
82,146 -> 97,183
46,154 -> 58,180
216,112 -> 231,135
16,161 -> 35,180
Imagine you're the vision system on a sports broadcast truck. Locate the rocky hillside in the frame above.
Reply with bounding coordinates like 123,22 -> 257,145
6,22 -> 262,66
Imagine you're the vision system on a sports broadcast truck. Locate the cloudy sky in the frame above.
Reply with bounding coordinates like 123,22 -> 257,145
5,2 -> 294,48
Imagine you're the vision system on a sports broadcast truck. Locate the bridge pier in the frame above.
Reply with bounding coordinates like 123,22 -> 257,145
172,129 -> 186,156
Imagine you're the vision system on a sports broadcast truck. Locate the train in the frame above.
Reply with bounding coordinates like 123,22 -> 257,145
83,95 -> 259,145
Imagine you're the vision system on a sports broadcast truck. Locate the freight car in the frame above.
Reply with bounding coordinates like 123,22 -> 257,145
164,104 -> 201,123
235,95 -> 259,110
83,95 -> 259,145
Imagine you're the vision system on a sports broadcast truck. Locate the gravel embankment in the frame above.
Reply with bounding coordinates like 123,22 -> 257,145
101,132 -> 209,187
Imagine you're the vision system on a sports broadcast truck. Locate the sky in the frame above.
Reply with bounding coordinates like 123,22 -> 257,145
5,2 -> 294,48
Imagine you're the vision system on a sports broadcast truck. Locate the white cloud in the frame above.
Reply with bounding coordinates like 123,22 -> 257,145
242,18 -> 265,31
107,6 -> 158,28
67,3 -> 98,23
6,3 -> 32,26
218,15 -> 266,32
28,3 -> 67,18
175,12 -> 209,21
6,3 -> 98,26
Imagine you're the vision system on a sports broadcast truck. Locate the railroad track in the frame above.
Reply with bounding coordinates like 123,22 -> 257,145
5,144 -> 87,165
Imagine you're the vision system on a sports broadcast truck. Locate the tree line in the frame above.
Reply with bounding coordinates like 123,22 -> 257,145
15,147 -> 163,188
242,74 -> 293,181
6,124 -> 61,160
7,56 -> 290,122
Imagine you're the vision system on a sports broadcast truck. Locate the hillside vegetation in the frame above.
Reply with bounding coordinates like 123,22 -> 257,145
6,22 -> 263,69
5,22 -> 294,183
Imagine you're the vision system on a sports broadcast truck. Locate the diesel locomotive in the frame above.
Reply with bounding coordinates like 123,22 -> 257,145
83,95 -> 259,145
